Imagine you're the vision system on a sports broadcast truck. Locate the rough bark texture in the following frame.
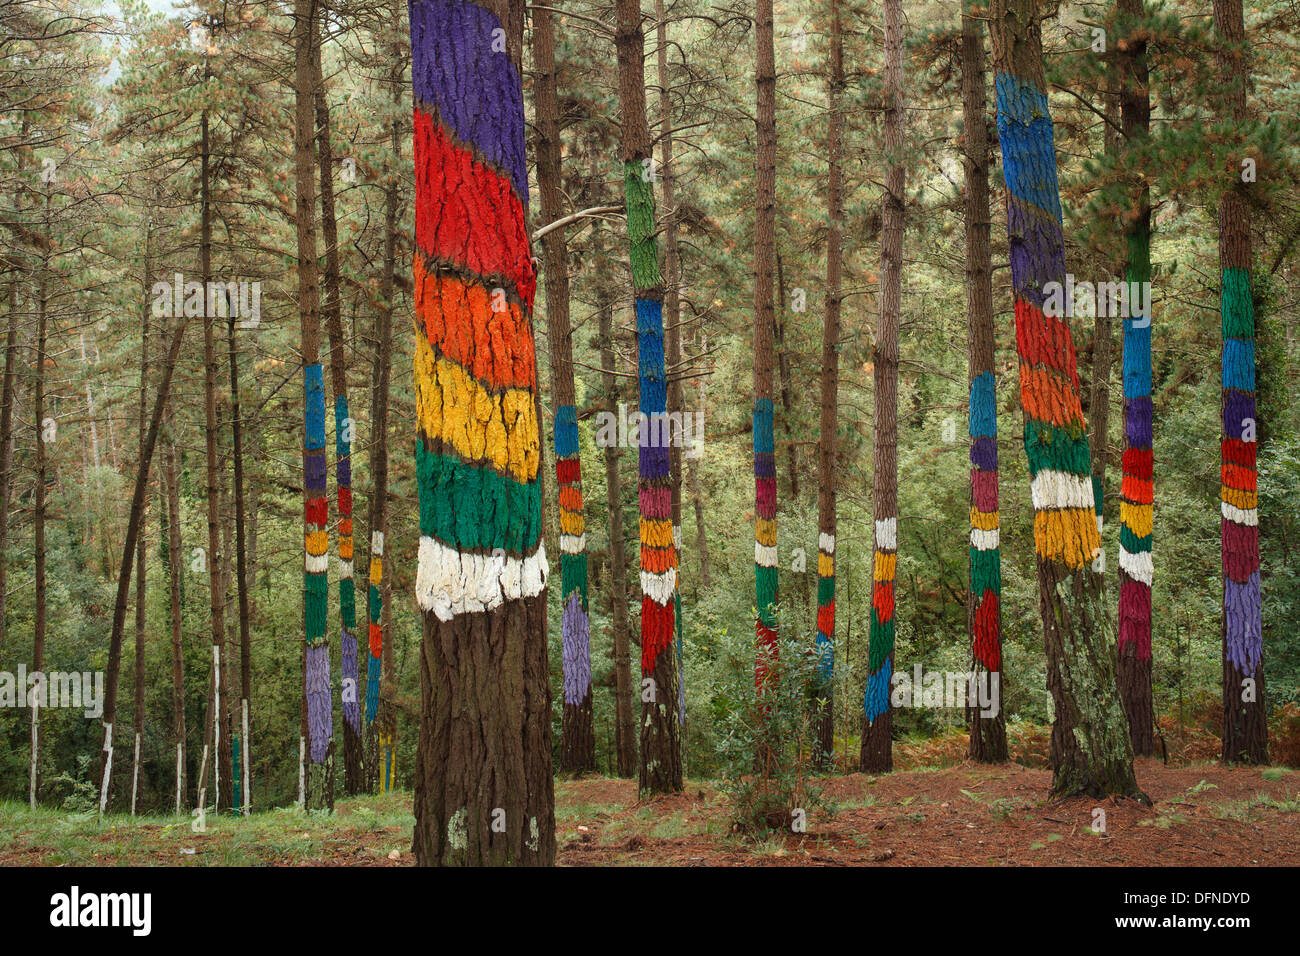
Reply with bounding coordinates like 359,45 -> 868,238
813,0 -> 843,770
314,38 -> 361,796
1213,0 -> 1268,764
656,0 -> 687,735
534,4 -> 595,773
366,0 -> 403,793
1116,0 -> 1155,757
132,229 -> 151,814
31,193 -> 49,806
0,146 -> 25,661
294,0 -> 333,810
752,0 -> 779,717
614,0 -> 681,795
861,0 -> 904,774
409,0 -> 556,864
162,411 -> 186,813
989,0 -> 1144,799
600,293 -> 637,778
962,9 -> 1007,763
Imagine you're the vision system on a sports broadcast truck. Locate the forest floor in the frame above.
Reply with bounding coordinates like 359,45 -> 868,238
1,759 -> 1296,866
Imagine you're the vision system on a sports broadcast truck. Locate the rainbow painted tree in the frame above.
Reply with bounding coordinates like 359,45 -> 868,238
753,0 -> 779,701
614,0 -> 682,795
1115,0 -> 1154,757
962,4 -> 1004,763
861,0 -> 903,773
534,3 -> 594,771
1213,0 -> 1267,763
989,0 -> 1142,798
409,0 -> 555,865
294,0 -> 332,808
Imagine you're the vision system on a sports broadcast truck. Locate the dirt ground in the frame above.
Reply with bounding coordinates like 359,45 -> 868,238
554,760 -> 1300,866
1,759 -> 1294,866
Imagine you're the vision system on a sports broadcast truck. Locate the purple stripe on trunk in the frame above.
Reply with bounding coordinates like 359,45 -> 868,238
970,436 -> 998,471
561,591 -> 592,705
639,441 -> 671,479
337,457 -> 351,488
305,448 -> 328,490
341,628 -> 360,731
1224,571 -> 1262,675
971,468 -> 999,512
305,642 -> 333,763
754,452 -> 776,479
1125,396 -> 1153,448
1222,390 -> 1256,439
409,0 -> 528,200
1006,196 -> 1066,306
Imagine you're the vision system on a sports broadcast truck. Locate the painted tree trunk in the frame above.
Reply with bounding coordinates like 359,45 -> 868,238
962,9 -> 1006,763
861,0 -> 904,774
614,0 -> 681,795
814,0 -> 844,771
752,0 -> 779,709
655,0 -> 687,733
293,0 -> 333,810
366,0 -> 402,794
409,0 -> 556,864
989,0 -> 1143,798
314,43 -> 361,795
533,4 -> 594,773
1213,0 -> 1267,764
1116,0 -> 1154,756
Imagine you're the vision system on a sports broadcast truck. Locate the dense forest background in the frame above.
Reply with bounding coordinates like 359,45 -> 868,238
2,0 -> 1300,814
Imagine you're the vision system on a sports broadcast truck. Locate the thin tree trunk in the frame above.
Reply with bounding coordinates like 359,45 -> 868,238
752,0 -> 779,723
162,414 -> 186,814
30,191 -> 50,808
600,292 -> 636,778
989,0 -> 1144,798
1213,0 -> 1267,764
294,0 -> 334,811
655,0 -> 687,738
0,145 -> 25,660
367,0 -> 402,791
813,0 -> 844,771
614,0 -> 681,795
862,0 -> 904,773
534,3 -> 595,773
961,7 -> 1006,763
314,32 -> 360,796
132,224 -> 152,815
1115,0 -> 1155,757
409,0 -> 555,864
95,304 -> 191,816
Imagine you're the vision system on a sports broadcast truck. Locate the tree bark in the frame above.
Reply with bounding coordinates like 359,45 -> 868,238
132,222 -> 152,815
30,191 -> 50,807
752,0 -> 780,725
961,7 -> 1006,763
813,0 -> 844,771
1116,0 -> 1155,757
861,0 -> 904,774
409,0 -> 555,864
1213,0 -> 1267,764
989,0 -> 1144,798
614,0 -> 681,795
534,2 -> 595,773
294,0 -> 334,810
314,32 -> 361,797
